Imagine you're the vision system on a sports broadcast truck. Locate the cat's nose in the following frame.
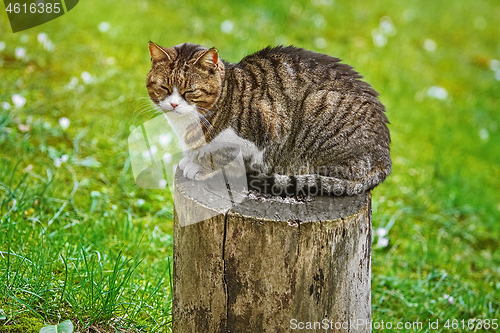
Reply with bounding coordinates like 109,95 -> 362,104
170,102 -> 179,109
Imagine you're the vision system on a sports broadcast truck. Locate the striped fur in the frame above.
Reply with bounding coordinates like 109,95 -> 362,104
147,42 -> 391,196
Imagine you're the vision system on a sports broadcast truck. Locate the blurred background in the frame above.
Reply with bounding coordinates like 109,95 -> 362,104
0,0 -> 499,331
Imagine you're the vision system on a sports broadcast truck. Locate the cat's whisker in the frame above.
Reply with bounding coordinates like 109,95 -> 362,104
133,107 -> 153,116
132,98 -> 157,109
186,112 -> 217,142
133,101 -> 154,111
198,117 -> 216,140
197,107 -> 228,132
179,106 -> 216,140
194,112 -> 215,133
131,103 -> 161,122
132,107 -> 154,118
131,98 -> 157,111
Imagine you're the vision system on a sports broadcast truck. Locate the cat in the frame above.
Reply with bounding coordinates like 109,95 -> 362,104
146,41 -> 391,196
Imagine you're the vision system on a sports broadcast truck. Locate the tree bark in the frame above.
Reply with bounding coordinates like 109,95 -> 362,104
173,173 -> 372,333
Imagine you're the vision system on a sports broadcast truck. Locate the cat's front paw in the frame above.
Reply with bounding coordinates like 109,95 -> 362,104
183,161 -> 202,180
178,156 -> 190,171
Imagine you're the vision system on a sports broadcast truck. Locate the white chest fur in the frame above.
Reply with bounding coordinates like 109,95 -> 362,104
164,112 -> 199,151
160,87 -> 203,151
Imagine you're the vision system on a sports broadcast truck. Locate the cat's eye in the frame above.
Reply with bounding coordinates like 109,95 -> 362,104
160,85 -> 171,94
182,90 -> 196,97
182,89 -> 202,100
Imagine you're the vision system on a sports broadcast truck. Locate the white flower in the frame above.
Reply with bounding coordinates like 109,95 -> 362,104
159,133 -> 172,146
11,94 -> 26,107
60,154 -> 69,162
313,14 -> 325,29
37,33 -> 48,43
36,33 -> 54,51
162,152 -> 172,163
376,227 -> 388,237
43,40 -> 55,52
315,37 -> 327,49
427,86 -> 448,100
81,71 -> 93,84
479,128 -> 489,141
311,0 -> 333,6
377,237 -> 389,248
0,41 -> 5,51
2,102 -> 11,110
423,39 -> 437,52
15,47 -> 26,59
98,22 -> 110,32
59,117 -> 70,130
443,294 -> 454,304
380,17 -> 396,36
489,59 -> 500,71
142,145 -> 158,159
66,77 -> 78,90
158,179 -> 168,188
220,20 -> 234,33
136,198 -> 145,206
105,57 -> 116,65
372,29 -> 387,47
18,124 -> 30,132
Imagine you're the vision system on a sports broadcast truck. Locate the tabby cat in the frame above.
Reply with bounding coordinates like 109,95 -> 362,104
146,41 -> 391,196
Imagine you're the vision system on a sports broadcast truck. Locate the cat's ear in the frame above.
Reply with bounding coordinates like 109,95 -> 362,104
148,41 -> 173,63
195,48 -> 220,69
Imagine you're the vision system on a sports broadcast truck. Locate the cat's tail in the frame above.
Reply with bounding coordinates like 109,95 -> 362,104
248,167 -> 389,196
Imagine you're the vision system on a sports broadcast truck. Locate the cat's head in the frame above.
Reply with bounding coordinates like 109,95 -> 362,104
147,42 -> 225,116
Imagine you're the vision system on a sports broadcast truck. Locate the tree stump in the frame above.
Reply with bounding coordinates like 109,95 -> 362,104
172,171 -> 372,333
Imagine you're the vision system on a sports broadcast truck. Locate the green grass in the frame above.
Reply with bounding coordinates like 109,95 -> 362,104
1,0 -> 499,332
